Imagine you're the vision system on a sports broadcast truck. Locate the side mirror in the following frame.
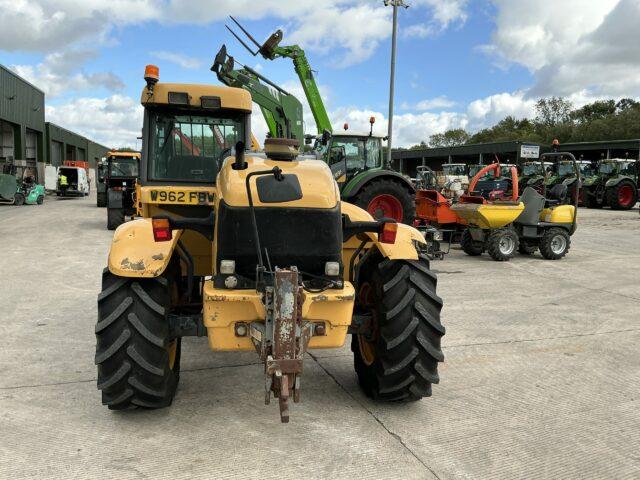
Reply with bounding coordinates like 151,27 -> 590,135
321,129 -> 331,146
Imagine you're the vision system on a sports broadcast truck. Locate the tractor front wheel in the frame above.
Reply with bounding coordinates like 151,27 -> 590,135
606,180 -> 637,210
352,253 -> 445,402
95,269 -> 181,410
540,228 -> 570,260
36,195 -> 44,205
460,229 -> 484,256
14,193 -> 25,206
354,179 -> 415,225
107,208 -> 125,230
486,228 -> 518,261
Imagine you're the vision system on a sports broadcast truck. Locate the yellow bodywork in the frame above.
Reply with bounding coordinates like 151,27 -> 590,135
451,202 -> 525,229
109,105 -> 425,351
142,83 -> 252,112
107,150 -> 141,160
541,205 -> 575,224
203,282 -> 355,350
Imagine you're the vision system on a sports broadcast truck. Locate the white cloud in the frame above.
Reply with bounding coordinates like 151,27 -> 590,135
403,96 -> 457,111
150,51 -> 202,70
482,0 -> 640,99
11,50 -> 124,98
46,95 -> 143,148
404,0 -> 468,38
466,91 -> 536,130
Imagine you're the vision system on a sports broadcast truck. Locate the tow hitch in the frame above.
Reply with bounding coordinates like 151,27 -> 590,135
249,267 -> 315,423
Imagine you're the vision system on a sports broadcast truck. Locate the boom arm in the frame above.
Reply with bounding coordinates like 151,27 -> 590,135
226,17 -> 333,135
212,45 -> 304,141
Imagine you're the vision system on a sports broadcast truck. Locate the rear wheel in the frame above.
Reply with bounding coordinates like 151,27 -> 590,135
606,180 -> 637,210
14,193 -> 25,206
107,208 -> 125,230
95,269 -> 181,410
460,228 -> 484,256
36,195 -> 44,205
97,192 -> 107,207
486,228 -> 518,261
354,179 -> 415,225
540,228 -> 570,260
352,253 -> 445,402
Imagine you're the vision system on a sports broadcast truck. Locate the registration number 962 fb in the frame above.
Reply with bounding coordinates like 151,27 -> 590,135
149,190 -> 215,205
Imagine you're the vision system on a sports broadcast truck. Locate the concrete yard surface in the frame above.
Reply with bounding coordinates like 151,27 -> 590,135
1,194 -> 639,479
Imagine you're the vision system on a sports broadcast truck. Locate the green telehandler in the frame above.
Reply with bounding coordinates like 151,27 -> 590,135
225,18 -> 416,224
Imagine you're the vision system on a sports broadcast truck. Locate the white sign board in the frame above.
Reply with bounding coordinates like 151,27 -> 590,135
521,145 -> 540,159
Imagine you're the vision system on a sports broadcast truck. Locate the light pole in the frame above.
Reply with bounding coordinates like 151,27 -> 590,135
384,0 -> 409,168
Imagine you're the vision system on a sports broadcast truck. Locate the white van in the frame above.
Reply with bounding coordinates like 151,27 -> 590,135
56,166 -> 90,197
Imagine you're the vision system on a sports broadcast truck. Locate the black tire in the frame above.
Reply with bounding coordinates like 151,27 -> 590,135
352,253 -> 444,402
605,180 -> 637,210
95,269 -> 181,410
584,192 -> 602,209
36,195 -> 44,205
97,192 -> 107,207
486,228 -> 519,262
353,179 -> 416,225
460,228 -> 483,256
518,240 -> 537,255
539,228 -> 571,260
107,208 -> 125,230
14,193 -> 25,206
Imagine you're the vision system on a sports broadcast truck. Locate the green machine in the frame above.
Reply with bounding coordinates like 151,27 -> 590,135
0,160 -> 45,206
583,158 -> 638,210
225,18 -> 415,224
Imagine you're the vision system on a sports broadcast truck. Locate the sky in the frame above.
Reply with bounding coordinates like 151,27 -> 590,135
1,0 -> 639,149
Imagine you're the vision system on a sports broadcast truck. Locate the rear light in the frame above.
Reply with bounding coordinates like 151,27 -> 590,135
324,262 -> 340,277
152,218 -> 172,242
220,260 -> 236,274
379,222 -> 398,244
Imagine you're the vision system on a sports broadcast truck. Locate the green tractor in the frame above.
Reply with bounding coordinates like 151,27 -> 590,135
518,161 -> 553,193
583,158 -> 638,210
224,18 -> 416,224
545,160 -> 594,206
0,160 -> 45,206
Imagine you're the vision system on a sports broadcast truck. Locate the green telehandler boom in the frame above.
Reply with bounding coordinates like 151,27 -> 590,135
212,45 -> 304,142
226,17 -> 416,224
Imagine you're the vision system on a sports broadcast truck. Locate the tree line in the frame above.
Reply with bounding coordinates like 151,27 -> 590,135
402,97 -> 640,150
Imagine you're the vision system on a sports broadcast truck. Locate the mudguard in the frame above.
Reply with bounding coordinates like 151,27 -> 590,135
108,189 -> 123,208
108,218 -> 183,278
341,170 -> 416,199
341,201 -> 425,260
605,176 -> 636,188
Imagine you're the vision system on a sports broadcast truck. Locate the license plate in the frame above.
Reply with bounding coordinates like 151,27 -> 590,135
148,190 -> 214,205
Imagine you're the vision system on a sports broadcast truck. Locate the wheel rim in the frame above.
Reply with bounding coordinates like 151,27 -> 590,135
618,185 -> 634,206
550,234 -> 567,255
367,194 -> 403,222
357,283 -> 377,366
499,235 -> 515,255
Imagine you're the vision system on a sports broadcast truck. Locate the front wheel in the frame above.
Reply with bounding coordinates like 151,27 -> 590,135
107,208 -> 125,230
14,193 -> 25,206
36,195 -> 44,205
352,253 -> 445,402
95,269 -> 181,409
606,180 -> 637,210
486,228 -> 519,261
540,228 -> 570,260
353,179 -> 416,225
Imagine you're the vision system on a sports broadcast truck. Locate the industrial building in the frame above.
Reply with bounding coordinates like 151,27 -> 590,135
1,64 -> 110,182
392,139 -> 640,177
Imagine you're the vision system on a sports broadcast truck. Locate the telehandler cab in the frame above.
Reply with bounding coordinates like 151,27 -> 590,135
95,66 -> 445,422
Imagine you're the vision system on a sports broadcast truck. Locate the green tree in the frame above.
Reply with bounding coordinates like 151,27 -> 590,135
428,129 -> 470,148
535,97 -> 573,127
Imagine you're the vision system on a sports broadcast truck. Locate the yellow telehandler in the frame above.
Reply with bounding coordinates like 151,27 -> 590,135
95,65 -> 445,422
